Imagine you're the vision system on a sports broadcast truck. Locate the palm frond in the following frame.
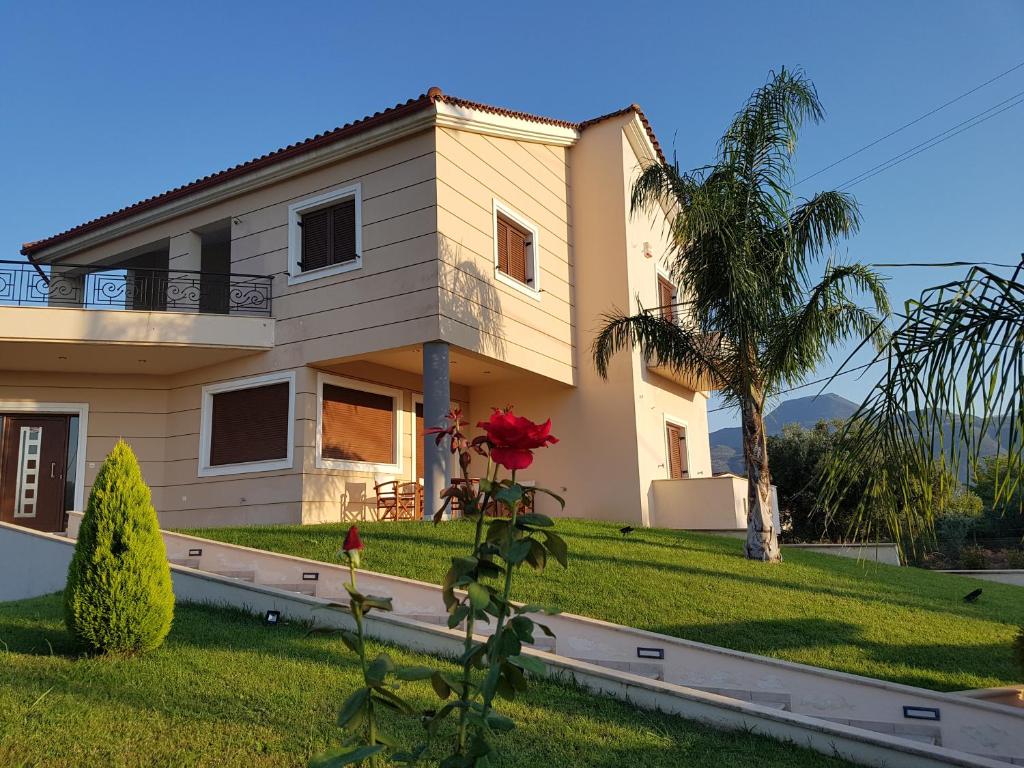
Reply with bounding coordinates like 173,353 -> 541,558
821,265 -> 1024,545
592,310 -> 726,384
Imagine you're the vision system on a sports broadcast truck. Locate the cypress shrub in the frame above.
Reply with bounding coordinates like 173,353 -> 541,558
64,440 -> 174,653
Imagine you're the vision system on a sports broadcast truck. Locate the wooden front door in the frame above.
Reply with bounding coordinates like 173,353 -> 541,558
0,415 -> 70,532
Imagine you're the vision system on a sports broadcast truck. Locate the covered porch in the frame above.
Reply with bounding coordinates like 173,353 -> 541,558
301,343 -> 565,524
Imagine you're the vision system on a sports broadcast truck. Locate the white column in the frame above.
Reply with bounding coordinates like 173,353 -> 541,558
168,232 -> 202,311
422,341 -> 451,520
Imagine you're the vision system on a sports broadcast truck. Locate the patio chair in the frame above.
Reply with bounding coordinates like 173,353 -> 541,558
396,482 -> 421,520
374,480 -> 400,521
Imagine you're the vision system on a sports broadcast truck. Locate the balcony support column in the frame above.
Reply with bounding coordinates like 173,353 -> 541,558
422,341 -> 451,520
168,232 -> 202,312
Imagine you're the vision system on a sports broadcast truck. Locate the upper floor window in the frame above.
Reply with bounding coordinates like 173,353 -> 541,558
287,184 -> 362,285
657,274 -> 677,323
492,200 -> 540,299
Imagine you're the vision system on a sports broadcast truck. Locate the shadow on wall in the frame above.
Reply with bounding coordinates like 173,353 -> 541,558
437,236 -> 506,360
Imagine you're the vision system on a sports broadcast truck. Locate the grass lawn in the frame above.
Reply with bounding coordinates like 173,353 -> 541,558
0,594 -> 855,768
184,519 -> 1024,692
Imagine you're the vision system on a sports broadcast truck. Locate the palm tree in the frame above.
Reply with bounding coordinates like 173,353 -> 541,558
593,68 -> 890,561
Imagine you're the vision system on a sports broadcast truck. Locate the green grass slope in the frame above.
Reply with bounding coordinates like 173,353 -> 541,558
185,519 -> 1024,692
0,594 -> 853,768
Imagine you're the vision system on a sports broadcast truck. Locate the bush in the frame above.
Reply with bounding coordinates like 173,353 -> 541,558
1007,550 -> 1024,569
959,546 -> 987,570
1015,627 -> 1024,675
935,513 -> 977,563
64,440 -> 174,654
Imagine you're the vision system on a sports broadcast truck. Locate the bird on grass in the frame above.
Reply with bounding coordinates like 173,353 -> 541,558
619,526 -> 635,536
963,588 -> 983,603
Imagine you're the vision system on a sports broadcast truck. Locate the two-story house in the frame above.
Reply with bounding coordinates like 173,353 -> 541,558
1,88 -> 757,532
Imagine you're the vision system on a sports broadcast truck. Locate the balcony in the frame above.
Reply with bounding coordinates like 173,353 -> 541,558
650,474 -> 780,532
0,260 -> 275,374
643,303 -> 722,391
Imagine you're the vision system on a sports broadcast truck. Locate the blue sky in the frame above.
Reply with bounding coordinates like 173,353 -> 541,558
2,1 -> 1021,429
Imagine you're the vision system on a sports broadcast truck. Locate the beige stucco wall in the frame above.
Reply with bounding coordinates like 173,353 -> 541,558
434,127 -> 574,385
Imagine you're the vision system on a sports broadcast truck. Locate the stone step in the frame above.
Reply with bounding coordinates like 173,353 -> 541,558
397,613 -> 556,652
689,686 -> 791,711
169,558 -> 200,569
210,570 -> 256,582
821,717 -> 941,746
261,582 -> 317,597
577,658 -> 664,680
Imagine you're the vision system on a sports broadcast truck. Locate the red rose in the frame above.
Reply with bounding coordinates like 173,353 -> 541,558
343,526 -> 364,553
477,408 -> 558,471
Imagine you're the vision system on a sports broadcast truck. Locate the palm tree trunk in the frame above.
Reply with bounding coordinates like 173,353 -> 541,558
741,396 -> 781,562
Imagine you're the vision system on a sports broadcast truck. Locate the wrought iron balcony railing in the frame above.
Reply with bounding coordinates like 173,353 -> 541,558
0,260 -> 273,317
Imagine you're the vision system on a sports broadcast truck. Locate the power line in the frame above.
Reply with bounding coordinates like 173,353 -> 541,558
836,91 -> 1024,190
869,259 -> 1023,269
796,59 -> 1024,186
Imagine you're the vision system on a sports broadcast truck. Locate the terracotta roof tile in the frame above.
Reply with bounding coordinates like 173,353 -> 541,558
23,88 -> 664,257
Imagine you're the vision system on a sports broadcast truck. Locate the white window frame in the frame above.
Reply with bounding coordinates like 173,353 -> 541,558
198,371 -> 295,477
287,183 -> 363,286
0,401 -> 89,513
316,373 -> 403,474
492,199 -> 541,300
662,413 -> 691,480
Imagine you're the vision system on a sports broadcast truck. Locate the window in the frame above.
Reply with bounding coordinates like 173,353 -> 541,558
316,374 -> 402,472
287,185 -> 362,285
492,200 -> 540,297
199,372 -> 295,476
657,274 -> 677,323
665,420 -> 689,479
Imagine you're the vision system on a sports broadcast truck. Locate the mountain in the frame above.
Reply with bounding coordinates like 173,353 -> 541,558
709,394 -> 1009,477
709,393 -> 859,475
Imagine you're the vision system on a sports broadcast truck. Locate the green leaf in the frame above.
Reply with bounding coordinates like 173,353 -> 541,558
362,595 -> 393,612
495,484 -> 524,508
478,477 -> 494,493
467,581 -> 490,610
457,641 -> 486,668
507,654 -> 546,675
543,531 -> 569,568
530,485 -> 566,509
510,615 -> 535,643
430,671 -> 452,699
447,604 -> 470,629
336,687 -> 370,728
396,665 -> 435,681
365,653 -> 395,686
343,583 -> 365,601
337,630 -> 360,655
524,539 -> 547,571
485,519 -> 510,544
515,513 -> 554,528
392,745 -> 428,765
373,685 -> 415,715
504,538 -> 532,565
501,660 -> 528,692
534,621 -> 557,638
309,744 -> 385,767
485,711 -> 516,732
496,673 -> 516,701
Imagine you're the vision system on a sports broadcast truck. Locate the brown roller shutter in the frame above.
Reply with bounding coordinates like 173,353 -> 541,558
322,384 -> 395,464
658,276 -> 676,322
497,214 -> 530,284
210,382 -> 290,466
300,198 -> 358,272
666,423 -> 684,479
415,401 -> 424,479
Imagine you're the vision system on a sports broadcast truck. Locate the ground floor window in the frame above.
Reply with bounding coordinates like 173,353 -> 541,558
199,371 -> 295,476
317,374 -> 402,473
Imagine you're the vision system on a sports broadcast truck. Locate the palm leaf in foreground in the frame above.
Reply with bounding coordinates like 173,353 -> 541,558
820,264 -> 1024,551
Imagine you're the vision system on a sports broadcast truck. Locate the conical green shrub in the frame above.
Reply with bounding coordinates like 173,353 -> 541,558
65,440 -> 174,653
